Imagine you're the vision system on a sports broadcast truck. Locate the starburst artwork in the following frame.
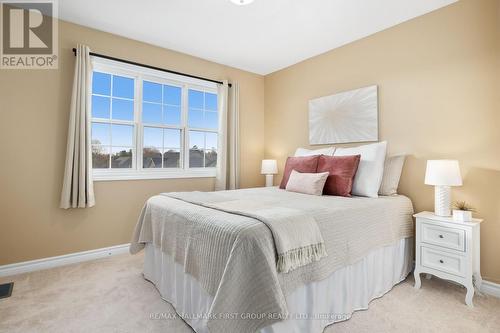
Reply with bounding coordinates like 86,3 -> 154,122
309,85 -> 378,144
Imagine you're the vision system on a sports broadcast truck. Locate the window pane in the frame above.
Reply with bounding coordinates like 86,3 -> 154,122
189,149 -> 204,168
164,85 -> 181,105
164,105 -> 181,125
189,131 -> 204,149
163,149 -> 180,168
164,129 -> 181,149
143,81 -> 162,103
92,72 -> 111,95
111,147 -> 133,168
142,102 -> 162,124
188,109 -> 204,128
205,132 -> 218,151
111,124 -> 133,147
91,123 -> 110,146
143,127 -> 162,148
188,89 -> 203,109
205,150 -> 217,167
204,111 -> 218,130
143,147 -> 162,168
205,93 -> 217,111
112,98 -> 134,121
92,145 -> 109,168
112,75 -> 134,99
189,131 -> 204,168
92,95 -> 110,119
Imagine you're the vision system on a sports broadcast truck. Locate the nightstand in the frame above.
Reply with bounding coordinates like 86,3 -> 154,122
413,211 -> 482,307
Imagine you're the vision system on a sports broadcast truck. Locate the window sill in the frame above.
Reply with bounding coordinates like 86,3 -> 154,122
92,169 -> 216,181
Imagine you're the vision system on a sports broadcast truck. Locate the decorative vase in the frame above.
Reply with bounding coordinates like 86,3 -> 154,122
452,210 -> 473,222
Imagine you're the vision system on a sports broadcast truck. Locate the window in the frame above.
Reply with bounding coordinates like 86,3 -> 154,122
142,81 -> 182,169
91,72 -> 135,170
90,58 -> 219,180
188,89 -> 218,168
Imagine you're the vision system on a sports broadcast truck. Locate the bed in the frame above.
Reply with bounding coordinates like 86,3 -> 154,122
130,186 -> 414,333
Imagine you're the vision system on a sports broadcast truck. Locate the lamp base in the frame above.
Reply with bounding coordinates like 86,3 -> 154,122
434,185 -> 451,216
265,174 -> 274,187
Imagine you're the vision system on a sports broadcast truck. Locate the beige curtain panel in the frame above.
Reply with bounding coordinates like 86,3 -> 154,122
60,44 -> 95,209
215,81 -> 240,191
228,82 -> 240,190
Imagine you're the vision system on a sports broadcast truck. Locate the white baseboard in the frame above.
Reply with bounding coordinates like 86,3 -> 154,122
481,280 -> 500,298
1,245 -> 499,300
0,243 -> 130,278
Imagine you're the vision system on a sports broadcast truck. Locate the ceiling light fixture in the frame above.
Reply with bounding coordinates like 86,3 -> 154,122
230,0 -> 254,6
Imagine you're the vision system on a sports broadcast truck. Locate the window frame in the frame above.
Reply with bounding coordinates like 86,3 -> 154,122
91,57 -> 218,181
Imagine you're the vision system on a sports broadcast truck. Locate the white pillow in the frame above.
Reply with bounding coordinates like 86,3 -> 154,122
379,154 -> 406,196
285,170 -> 329,196
334,141 -> 387,198
294,147 -> 335,157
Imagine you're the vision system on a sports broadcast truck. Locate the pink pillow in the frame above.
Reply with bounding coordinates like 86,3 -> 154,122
316,155 -> 361,197
285,170 -> 329,196
279,155 -> 320,189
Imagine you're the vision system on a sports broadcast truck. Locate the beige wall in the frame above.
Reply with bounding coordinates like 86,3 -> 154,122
265,0 -> 500,283
1,0 -> 499,284
0,20 -> 265,265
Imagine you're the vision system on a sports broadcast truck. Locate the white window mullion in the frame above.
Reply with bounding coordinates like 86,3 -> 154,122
91,118 -> 135,126
160,83 -> 165,169
108,119 -> 113,169
182,83 -> 189,170
108,75 -> 114,169
135,75 -> 142,172
109,75 -> 114,120
202,92 -> 206,168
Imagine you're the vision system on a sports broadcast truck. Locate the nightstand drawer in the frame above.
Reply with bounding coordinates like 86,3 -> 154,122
421,222 -> 465,251
421,246 -> 466,277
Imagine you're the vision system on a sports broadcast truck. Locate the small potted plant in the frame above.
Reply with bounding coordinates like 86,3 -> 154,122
452,201 -> 476,222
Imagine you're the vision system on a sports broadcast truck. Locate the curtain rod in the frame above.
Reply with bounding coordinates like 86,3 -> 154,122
72,48 -> 231,88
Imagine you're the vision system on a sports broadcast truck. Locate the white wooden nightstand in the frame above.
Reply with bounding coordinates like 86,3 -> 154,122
413,211 -> 482,307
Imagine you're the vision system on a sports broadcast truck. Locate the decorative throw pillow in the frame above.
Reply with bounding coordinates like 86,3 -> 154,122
317,155 -> 361,197
285,170 -> 329,196
334,141 -> 387,198
279,155 -> 320,189
379,154 -> 406,196
294,147 -> 335,157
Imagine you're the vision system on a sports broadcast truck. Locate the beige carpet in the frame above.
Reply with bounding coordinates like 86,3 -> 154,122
1,253 -> 499,333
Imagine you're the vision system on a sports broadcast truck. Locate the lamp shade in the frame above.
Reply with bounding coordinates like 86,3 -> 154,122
424,160 -> 462,186
261,159 -> 278,175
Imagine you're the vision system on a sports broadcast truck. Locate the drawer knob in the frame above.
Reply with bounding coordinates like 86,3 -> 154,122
439,235 -> 444,239
439,259 -> 444,264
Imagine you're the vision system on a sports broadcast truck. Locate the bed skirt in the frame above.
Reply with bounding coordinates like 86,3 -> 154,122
143,237 -> 413,333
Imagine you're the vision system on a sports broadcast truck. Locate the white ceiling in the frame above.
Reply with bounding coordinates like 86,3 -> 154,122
60,0 -> 457,75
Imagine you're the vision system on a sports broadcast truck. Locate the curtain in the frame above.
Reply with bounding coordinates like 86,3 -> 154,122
228,82 -> 240,190
215,81 -> 240,191
60,44 -> 95,209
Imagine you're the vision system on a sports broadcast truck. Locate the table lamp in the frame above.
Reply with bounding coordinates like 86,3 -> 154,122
424,160 -> 462,216
261,160 -> 278,187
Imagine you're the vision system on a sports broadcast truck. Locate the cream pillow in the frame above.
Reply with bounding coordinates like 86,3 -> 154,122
285,170 -> 329,196
294,147 -> 335,157
334,141 -> 387,198
379,154 -> 406,196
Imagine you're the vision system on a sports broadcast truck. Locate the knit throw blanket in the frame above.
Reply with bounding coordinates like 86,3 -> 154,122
164,192 -> 327,273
